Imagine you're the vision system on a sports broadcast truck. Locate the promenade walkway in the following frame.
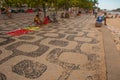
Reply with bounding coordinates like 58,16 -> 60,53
0,13 -> 107,80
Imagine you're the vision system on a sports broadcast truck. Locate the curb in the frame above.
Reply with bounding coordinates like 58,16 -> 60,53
102,26 -> 120,80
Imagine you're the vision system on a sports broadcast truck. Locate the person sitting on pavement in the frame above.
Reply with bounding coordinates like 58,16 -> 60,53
65,12 -> 70,18
61,12 -> 65,18
43,16 -> 49,24
1,7 -> 6,14
77,10 -> 81,16
34,14 -> 42,26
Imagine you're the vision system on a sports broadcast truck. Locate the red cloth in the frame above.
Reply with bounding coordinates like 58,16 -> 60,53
43,17 -> 49,24
26,9 -> 33,13
7,29 -> 33,36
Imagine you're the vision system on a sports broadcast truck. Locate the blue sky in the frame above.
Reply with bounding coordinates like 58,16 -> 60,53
98,0 -> 120,10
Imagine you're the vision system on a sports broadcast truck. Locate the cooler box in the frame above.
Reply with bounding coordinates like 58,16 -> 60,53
95,22 -> 102,27
95,16 -> 103,27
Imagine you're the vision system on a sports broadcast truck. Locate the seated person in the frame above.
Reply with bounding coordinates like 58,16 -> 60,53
65,12 -> 70,18
47,16 -> 52,23
43,16 -> 49,24
61,12 -> 64,18
1,7 -> 6,14
34,15 -> 42,25
77,11 -> 81,16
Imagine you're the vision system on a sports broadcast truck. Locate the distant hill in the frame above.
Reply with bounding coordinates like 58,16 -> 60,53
112,8 -> 120,12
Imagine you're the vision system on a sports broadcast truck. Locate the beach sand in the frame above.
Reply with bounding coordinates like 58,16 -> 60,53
107,18 -> 120,51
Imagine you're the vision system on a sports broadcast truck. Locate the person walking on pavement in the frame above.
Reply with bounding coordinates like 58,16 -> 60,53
94,8 -> 98,18
103,12 -> 107,25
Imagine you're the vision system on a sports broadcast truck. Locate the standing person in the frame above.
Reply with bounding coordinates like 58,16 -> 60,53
94,8 -> 98,18
6,7 -> 12,18
103,12 -> 107,25
68,8 -> 72,16
37,9 -> 42,16
0,9 -> 1,14
115,14 -> 118,18
89,9 -> 93,16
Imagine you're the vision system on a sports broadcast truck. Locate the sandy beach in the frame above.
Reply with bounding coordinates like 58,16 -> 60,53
107,18 -> 120,51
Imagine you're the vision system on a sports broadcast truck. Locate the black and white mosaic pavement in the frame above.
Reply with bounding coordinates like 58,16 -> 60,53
48,40 -> 69,47
0,37 -> 16,46
0,50 -> 2,55
18,36 -> 35,40
0,41 -> 49,65
0,73 -> 7,80
12,60 -> 47,79
0,13 -> 106,80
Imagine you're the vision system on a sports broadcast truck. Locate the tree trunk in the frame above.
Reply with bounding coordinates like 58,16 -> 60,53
55,0 -> 58,14
42,3 -> 46,18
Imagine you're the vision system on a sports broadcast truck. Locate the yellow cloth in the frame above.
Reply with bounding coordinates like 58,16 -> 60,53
25,26 -> 40,30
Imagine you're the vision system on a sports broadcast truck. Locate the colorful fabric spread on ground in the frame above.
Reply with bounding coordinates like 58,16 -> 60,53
7,29 -> 32,36
6,17 -> 50,36
7,26 -> 40,36
25,26 -> 40,30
